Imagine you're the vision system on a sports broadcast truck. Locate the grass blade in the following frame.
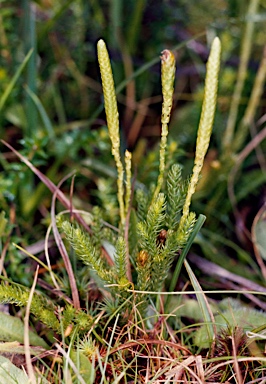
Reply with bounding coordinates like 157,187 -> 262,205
170,214 -> 206,293
184,259 -> 215,347
25,85 -> 55,138
0,49 -> 33,112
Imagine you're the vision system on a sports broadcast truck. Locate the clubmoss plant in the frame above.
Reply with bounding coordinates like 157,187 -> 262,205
0,281 -> 60,332
57,37 -> 221,316
0,280 -> 93,334
0,37 -> 221,338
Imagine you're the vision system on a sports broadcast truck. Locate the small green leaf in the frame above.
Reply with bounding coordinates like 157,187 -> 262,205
5,104 -> 27,129
25,85 -> 55,138
0,312 -> 48,349
0,341 -> 45,356
0,211 -> 8,237
0,49 -> 33,112
0,356 -> 29,384
195,306 -> 266,348
70,350 -> 95,383
169,298 -> 218,321
253,207 -> 266,260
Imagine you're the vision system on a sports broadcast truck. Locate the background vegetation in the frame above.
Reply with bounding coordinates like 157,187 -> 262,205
0,0 -> 266,382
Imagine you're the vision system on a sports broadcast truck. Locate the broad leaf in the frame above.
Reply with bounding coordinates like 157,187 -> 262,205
0,312 -> 48,349
0,356 -> 29,384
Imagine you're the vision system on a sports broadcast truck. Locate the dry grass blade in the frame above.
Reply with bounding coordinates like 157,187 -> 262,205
165,355 -> 204,383
44,222 -> 61,292
205,356 -> 266,379
24,266 -> 39,384
107,338 -> 191,358
195,355 -> 205,382
51,172 -> 80,309
55,343 -> 86,384
165,355 -> 195,379
231,334 -> 243,383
